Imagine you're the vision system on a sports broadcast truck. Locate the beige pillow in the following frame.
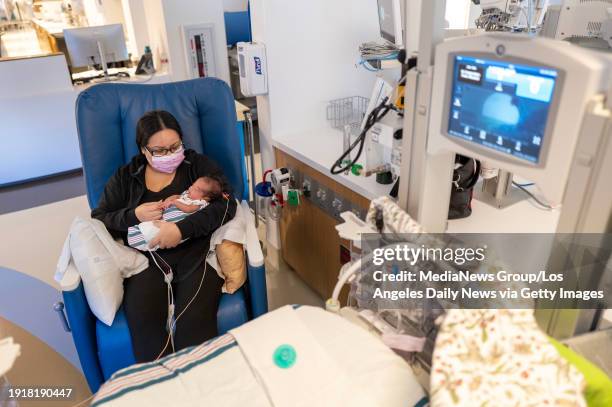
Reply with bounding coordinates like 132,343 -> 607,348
216,240 -> 246,294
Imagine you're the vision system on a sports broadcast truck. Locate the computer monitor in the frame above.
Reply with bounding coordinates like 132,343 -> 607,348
377,0 -> 403,47
446,55 -> 559,164
63,24 -> 128,71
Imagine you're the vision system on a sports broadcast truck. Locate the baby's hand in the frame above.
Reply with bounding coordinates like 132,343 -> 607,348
162,200 -> 176,210
162,195 -> 181,209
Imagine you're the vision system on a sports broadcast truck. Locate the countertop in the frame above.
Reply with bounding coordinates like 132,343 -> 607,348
72,67 -> 171,91
32,18 -> 74,36
273,127 -> 560,233
446,190 -> 561,233
272,127 -> 394,201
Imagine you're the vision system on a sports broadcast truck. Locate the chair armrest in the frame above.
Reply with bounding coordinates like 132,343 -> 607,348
241,200 -> 264,267
62,281 -> 104,393
240,200 -> 267,317
58,264 -> 81,291
217,289 -> 249,334
247,262 -> 267,318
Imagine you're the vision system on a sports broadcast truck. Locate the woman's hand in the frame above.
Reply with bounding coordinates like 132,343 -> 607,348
149,221 -> 182,249
135,201 -> 163,222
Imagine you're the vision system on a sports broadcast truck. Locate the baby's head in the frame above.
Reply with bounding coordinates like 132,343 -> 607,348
188,176 -> 223,201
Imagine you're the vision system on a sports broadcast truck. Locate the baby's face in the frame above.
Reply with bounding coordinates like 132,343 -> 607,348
188,178 -> 216,200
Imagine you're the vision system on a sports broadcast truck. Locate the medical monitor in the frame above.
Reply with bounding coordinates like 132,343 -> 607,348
446,55 -> 559,164
377,0 -> 403,47
427,34 -> 610,203
64,24 -> 128,68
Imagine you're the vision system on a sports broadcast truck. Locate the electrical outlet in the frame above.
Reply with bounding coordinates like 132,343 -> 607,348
293,172 -> 363,223
302,175 -> 313,199
313,183 -> 329,211
329,194 -> 349,221
350,204 -> 367,221
288,167 -> 301,189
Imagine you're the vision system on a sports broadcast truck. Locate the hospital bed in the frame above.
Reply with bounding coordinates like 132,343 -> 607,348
89,304 -> 428,407
54,77 -> 268,393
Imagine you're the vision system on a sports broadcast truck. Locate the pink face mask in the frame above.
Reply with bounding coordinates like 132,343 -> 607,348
149,147 -> 185,174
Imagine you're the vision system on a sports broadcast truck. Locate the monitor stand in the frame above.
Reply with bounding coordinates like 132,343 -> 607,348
90,75 -> 120,84
474,170 -> 528,210
92,41 -> 119,83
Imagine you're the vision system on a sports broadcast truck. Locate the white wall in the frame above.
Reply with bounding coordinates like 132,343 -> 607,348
251,0 -> 381,170
467,1 -> 481,28
143,0 -> 169,71
82,0 -> 135,56
0,55 -> 81,185
121,0 -> 150,58
223,0 -> 248,12
145,0 -> 230,83
82,0 -> 126,26
404,0 -> 480,54
445,0 -> 474,29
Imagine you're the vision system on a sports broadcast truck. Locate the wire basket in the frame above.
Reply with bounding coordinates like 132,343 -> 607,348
326,96 -> 369,131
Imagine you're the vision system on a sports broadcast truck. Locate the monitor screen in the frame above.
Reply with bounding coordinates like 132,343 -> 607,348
377,0 -> 400,45
447,55 -> 559,164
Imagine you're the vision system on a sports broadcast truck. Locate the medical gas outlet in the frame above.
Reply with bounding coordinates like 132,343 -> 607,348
258,167 -> 303,210
364,120 -> 403,183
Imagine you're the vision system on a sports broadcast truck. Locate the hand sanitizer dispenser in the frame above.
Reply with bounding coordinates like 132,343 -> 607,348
237,42 -> 268,96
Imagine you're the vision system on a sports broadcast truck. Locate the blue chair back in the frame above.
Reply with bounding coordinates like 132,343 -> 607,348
76,78 -> 246,209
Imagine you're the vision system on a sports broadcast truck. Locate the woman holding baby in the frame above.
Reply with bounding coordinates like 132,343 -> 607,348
92,110 -> 237,362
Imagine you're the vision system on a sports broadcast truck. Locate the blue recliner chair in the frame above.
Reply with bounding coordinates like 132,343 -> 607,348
56,78 -> 267,393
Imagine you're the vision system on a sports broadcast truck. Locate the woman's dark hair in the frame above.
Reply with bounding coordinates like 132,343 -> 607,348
136,110 -> 183,149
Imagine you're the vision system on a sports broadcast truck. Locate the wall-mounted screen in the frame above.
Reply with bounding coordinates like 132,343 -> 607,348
447,55 -> 559,164
377,0 -> 403,46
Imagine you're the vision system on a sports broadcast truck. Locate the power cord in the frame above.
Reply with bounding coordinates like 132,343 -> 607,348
118,71 -> 157,84
149,251 -> 176,353
330,97 -> 394,175
154,196 -> 231,361
329,67 -> 410,176
512,181 -> 554,210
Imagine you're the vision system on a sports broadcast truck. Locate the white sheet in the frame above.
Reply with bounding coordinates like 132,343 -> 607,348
231,305 -> 377,406
92,306 -> 426,407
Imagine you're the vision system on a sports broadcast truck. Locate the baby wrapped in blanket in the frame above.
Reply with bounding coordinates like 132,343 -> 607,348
128,176 -> 222,251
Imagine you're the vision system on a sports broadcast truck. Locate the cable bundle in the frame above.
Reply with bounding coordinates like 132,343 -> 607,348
359,41 -> 400,60
358,41 -> 400,72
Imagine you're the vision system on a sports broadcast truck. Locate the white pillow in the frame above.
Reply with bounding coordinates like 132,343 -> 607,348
56,217 -> 148,326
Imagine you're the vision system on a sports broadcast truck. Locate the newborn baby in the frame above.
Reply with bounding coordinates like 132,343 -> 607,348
128,176 -> 222,251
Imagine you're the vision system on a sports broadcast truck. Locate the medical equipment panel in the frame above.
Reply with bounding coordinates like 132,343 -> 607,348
276,148 -> 371,301
543,0 -> 612,51
447,55 -> 559,164
428,33 -> 611,203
